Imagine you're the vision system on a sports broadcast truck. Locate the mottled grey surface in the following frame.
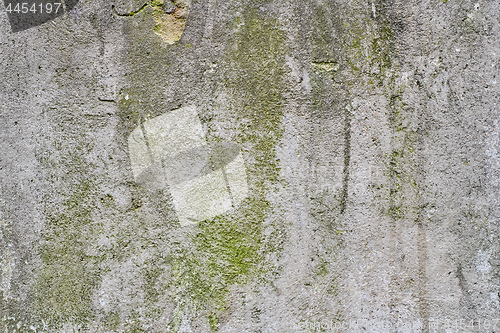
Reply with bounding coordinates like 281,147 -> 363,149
0,0 -> 499,332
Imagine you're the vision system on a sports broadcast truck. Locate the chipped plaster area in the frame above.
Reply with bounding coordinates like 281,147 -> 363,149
152,0 -> 190,44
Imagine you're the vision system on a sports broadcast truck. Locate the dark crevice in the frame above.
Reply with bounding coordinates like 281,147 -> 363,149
340,103 -> 352,215
98,97 -> 116,103
111,2 -> 149,17
139,113 -> 155,166
456,263 -> 475,314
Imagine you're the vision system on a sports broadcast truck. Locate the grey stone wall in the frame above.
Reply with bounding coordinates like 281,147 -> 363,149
0,0 -> 498,331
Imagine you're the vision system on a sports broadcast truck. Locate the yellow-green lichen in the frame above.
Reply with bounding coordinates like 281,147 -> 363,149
311,61 -> 340,72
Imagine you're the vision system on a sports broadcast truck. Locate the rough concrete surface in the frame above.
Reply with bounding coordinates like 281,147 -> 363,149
0,0 -> 499,332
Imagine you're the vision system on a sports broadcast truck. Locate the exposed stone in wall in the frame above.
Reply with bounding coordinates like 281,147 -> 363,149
152,0 -> 190,44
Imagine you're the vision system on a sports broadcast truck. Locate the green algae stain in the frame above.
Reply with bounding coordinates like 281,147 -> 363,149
208,312 -> 219,331
347,20 -> 394,84
32,108 -> 123,329
165,7 -> 286,329
315,1 -> 396,88
36,152 -> 104,328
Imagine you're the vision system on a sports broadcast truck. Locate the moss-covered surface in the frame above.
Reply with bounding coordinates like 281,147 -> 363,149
338,7 -> 395,87
34,115 -> 108,329
25,1 -> 417,330
0,195 -> 18,332
307,6 -> 422,321
161,7 -> 287,330
1,0 -> 497,330
37,180 -> 103,325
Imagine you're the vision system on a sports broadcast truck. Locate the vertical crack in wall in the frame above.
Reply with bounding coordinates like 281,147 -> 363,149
340,103 -> 352,215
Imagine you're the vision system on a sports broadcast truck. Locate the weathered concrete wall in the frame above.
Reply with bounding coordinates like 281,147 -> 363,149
0,0 -> 499,331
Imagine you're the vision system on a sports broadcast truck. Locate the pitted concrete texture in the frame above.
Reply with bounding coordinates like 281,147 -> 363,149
0,0 -> 499,332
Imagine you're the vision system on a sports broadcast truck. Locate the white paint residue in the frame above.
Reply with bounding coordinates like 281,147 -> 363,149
490,292 -> 500,308
302,69 -> 311,93
484,119 -> 500,186
475,250 -> 491,274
